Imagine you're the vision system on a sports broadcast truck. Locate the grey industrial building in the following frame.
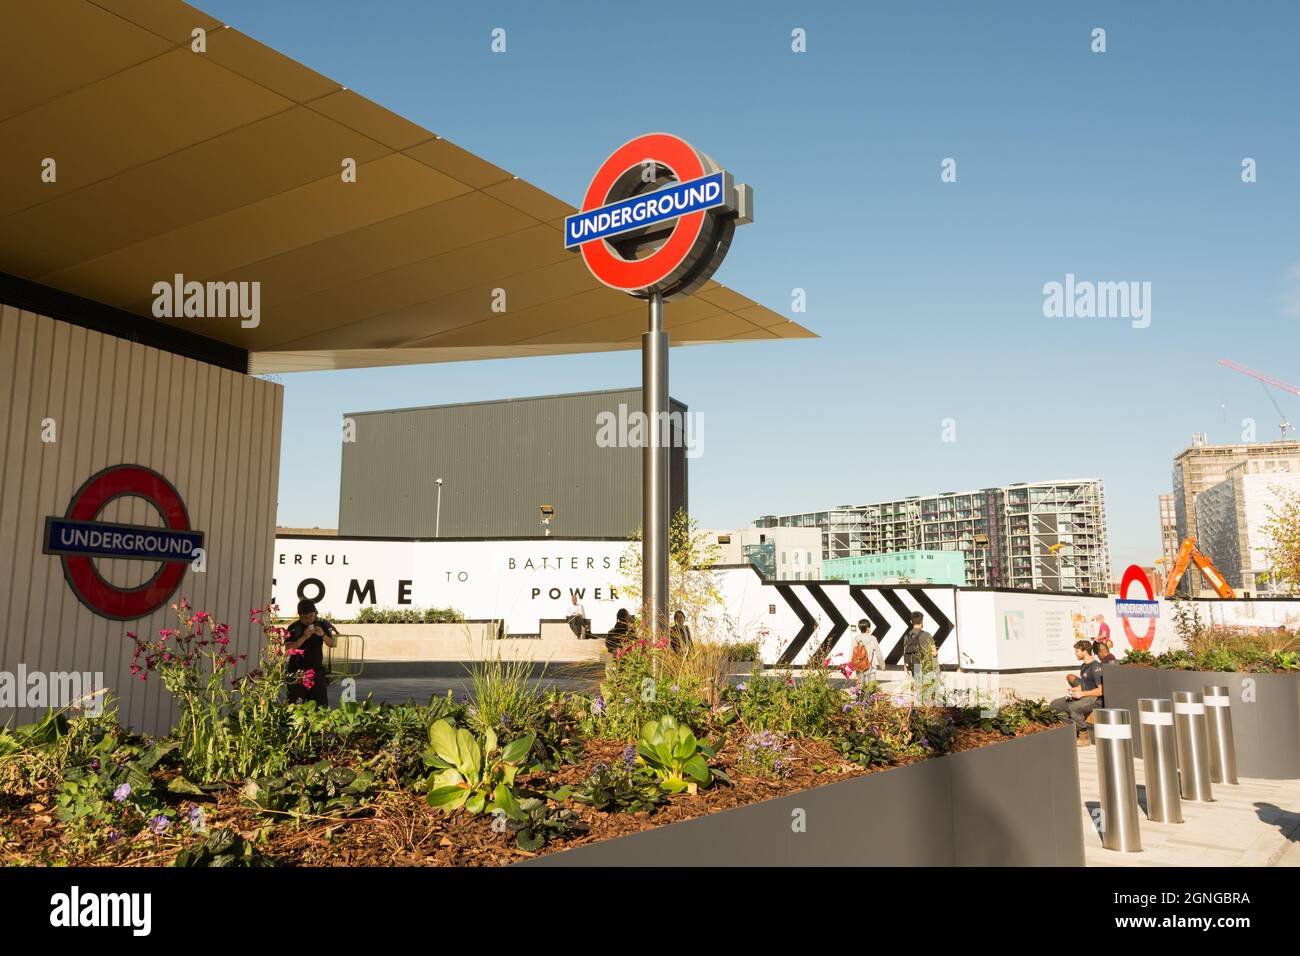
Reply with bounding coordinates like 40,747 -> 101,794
339,389 -> 688,538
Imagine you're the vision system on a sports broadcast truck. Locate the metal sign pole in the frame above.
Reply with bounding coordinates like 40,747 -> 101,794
643,291 -> 669,641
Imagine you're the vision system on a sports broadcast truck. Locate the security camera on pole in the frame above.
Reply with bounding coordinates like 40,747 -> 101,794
565,134 -> 753,640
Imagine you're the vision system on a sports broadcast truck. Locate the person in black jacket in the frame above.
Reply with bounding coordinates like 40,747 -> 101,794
605,608 -> 635,654
285,598 -> 337,707
669,610 -> 693,654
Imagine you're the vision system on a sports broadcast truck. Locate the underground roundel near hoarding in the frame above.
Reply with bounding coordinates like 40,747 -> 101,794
43,465 -> 204,621
564,133 -> 752,299
1115,564 -> 1159,651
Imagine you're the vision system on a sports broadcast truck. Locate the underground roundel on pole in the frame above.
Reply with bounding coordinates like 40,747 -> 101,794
43,464 -> 204,621
564,133 -> 752,298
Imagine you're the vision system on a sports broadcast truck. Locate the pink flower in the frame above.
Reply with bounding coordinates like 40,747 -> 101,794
301,669 -> 316,690
287,648 -> 304,657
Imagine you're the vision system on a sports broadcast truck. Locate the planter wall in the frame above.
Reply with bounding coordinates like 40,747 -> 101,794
525,725 -> 1084,866
1102,664 -> 1300,779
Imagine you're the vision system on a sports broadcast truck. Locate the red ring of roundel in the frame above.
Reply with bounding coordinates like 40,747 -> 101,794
579,133 -> 708,292
62,464 -> 192,621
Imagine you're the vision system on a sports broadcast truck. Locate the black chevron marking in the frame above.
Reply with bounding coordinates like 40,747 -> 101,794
881,589 -> 915,665
806,584 -> 848,664
774,584 -> 817,667
849,586 -> 891,644
909,587 -> 954,648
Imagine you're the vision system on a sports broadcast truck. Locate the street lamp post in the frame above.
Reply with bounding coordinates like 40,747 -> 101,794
435,478 -> 443,538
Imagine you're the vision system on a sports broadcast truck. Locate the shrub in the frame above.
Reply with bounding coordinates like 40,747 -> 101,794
351,606 -> 465,624
464,647 -> 548,739
977,697 -> 1064,737
173,827 -> 271,867
584,638 -> 709,739
734,729 -> 795,778
241,761 -> 379,821
726,663 -> 843,738
571,754 -> 665,814
129,601 -> 300,784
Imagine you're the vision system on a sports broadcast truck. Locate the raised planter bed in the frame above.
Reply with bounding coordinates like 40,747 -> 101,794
1102,664 -> 1300,779
524,724 -> 1084,866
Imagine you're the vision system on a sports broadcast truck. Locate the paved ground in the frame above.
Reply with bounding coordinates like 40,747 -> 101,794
328,663 -> 1300,866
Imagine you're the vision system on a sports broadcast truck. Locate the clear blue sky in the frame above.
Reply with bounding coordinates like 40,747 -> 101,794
197,0 -> 1300,572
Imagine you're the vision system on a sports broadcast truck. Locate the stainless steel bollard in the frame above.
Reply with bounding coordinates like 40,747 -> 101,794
1094,709 -> 1142,852
1137,699 -> 1183,824
1172,691 -> 1214,802
1203,685 -> 1238,785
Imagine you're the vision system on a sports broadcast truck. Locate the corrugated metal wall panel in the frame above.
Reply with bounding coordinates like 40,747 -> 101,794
339,390 -> 687,537
0,306 -> 282,734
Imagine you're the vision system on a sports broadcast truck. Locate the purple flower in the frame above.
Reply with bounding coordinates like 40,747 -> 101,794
670,684 -> 679,693
89,758 -> 101,772
149,815 -> 170,834
592,695 -> 605,716
622,744 -> 638,767
107,831 -> 121,844
188,805 -> 203,823
112,783 -> 131,802
736,682 -> 748,692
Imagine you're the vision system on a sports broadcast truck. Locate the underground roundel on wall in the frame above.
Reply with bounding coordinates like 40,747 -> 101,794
42,465 -> 205,621
564,132 -> 753,299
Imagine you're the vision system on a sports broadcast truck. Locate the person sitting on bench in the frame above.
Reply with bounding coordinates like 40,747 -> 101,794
605,608 -> 635,654
566,594 -> 591,639
1052,640 -> 1104,745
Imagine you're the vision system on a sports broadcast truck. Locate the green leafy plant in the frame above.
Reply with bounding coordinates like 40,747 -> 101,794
173,827 -> 271,867
726,664 -> 843,738
1154,649 -> 1197,670
582,640 -> 710,740
734,729 -> 795,778
1272,650 -> 1300,672
241,761 -> 379,820
634,715 -> 726,794
1122,649 -> 1155,666
422,719 -> 534,816
572,758 -> 666,813
128,601 -> 304,784
977,698 -> 1064,737
499,796 -> 588,852
835,728 -> 896,768
464,644 -> 548,739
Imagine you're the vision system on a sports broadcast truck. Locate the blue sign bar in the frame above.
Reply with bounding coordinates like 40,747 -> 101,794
44,518 -> 203,562
564,172 -> 727,249
1115,599 -> 1160,619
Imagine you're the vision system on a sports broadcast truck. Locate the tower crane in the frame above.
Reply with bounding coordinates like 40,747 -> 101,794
1218,359 -> 1298,439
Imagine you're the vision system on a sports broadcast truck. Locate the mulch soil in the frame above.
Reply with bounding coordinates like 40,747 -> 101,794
0,721 -> 1052,867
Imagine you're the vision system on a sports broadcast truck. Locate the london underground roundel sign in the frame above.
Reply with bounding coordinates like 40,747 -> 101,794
565,133 -> 752,299
1115,564 -> 1159,651
43,465 -> 204,621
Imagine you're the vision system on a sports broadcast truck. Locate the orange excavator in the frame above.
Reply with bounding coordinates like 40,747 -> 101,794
1162,537 -> 1237,599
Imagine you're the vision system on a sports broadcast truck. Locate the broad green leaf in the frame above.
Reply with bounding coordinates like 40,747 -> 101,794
166,776 -> 204,795
499,733 -> 535,765
427,786 -> 468,811
428,720 -> 458,761
465,791 -> 486,815
682,754 -> 710,784
485,726 -> 498,758
493,785 -> 522,821
516,829 -> 544,852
